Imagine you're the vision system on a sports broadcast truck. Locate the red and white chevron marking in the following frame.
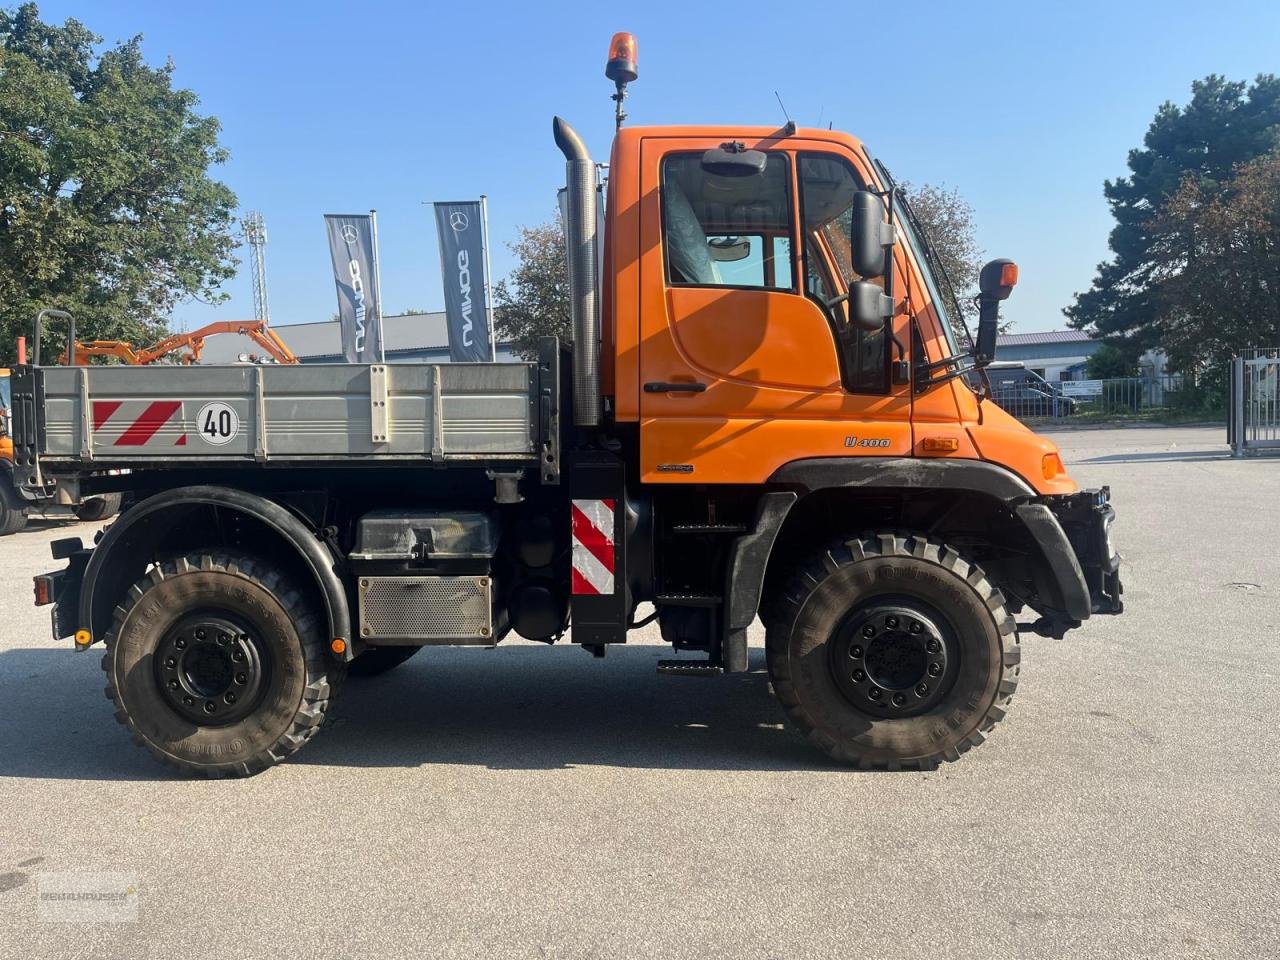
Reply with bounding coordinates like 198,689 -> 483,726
92,399 -> 188,447
571,499 -> 615,596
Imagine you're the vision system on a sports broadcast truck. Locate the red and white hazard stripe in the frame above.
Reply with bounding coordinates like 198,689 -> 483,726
92,399 -> 187,447
571,499 -> 615,595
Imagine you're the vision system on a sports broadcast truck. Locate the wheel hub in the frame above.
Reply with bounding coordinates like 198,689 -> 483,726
154,614 -> 267,726
831,604 -> 955,718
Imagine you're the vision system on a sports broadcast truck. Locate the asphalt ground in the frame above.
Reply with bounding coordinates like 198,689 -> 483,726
0,425 -> 1276,959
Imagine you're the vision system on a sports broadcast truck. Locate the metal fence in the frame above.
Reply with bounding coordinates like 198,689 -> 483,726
1230,350 -> 1280,456
990,374 -> 1217,423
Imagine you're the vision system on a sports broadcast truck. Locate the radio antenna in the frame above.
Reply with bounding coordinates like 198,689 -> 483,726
774,91 -> 792,124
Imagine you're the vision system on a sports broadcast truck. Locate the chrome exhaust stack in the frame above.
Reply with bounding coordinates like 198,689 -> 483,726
553,116 -> 600,428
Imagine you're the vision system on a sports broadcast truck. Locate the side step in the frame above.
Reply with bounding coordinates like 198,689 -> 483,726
671,523 -> 748,535
655,593 -> 721,608
657,659 -> 724,677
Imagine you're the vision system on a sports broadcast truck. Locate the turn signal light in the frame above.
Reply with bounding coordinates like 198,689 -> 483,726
921,437 -> 960,453
33,576 -> 52,606
1042,452 -> 1065,480
74,629 -> 92,648
1000,262 -> 1019,287
605,32 -> 638,84
330,637 -> 348,656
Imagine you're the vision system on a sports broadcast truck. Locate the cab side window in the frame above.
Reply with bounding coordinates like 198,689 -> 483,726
661,153 -> 794,291
799,154 -> 889,394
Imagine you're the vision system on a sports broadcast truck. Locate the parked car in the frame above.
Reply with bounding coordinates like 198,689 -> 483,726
985,364 -> 1077,418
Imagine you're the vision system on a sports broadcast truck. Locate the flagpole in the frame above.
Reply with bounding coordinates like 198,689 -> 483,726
370,208 -> 386,362
480,194 -> 497,362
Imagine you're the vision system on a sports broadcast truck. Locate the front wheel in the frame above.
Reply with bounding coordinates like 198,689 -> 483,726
766,532 -> 1019,770
102,551 -> 344,777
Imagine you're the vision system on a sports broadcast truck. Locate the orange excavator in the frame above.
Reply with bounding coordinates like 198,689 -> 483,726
59,320 -> 298,366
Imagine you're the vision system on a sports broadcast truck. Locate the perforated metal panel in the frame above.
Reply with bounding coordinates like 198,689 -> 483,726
358,576 -> 492,643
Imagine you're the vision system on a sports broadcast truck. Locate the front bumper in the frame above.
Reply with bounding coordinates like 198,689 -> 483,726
1047,486 -> 1123,615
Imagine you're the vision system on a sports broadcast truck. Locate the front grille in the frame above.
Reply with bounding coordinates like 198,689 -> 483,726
358,576 -> 492,642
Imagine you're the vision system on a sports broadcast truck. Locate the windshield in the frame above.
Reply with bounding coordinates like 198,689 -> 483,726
0,374 -> 10,412
870,158 -> 967,358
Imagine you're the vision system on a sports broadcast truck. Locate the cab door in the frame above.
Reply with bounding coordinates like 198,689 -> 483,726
637,135 -> 913,484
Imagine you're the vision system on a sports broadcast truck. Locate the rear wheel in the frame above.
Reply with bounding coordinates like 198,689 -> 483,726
0,473 -> 28,535
349,645 -> 421,678
76,492 -> 122,522
102,551 -> 344,777
766,532 -> 1019,770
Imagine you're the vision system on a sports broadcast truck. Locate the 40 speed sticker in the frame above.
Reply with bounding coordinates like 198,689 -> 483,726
196,401 -> 240,445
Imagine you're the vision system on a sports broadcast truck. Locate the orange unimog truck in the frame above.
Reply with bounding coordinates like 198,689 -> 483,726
18,34 -> 1121,776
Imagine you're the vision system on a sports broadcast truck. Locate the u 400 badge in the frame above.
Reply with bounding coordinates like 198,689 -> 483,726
844,437 -> 891,448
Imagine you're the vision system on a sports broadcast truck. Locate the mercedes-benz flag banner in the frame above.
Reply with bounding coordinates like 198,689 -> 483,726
324,213 -> 384,363
433,201 -> 493,362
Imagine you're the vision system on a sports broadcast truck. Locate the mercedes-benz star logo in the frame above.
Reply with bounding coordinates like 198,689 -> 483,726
449,211 -> 469,232
340,224 -> 359,244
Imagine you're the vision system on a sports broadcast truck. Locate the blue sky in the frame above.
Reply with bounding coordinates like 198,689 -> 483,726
34,0 -> 1280,334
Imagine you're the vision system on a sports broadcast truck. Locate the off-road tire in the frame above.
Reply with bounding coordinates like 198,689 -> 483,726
349,645 -> 422,678
102,551 -> 343,777
0,473 -> 27,535
766,532 -> 1019,770
76,492 -> 122,522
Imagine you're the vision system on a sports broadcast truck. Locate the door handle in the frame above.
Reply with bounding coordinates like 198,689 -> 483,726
644,381 -> 706,393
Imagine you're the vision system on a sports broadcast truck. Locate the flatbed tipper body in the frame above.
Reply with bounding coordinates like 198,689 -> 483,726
15,51 -> 1122,777
12,351 -> 557,472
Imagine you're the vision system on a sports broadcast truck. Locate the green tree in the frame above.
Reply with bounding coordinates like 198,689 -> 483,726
492,212 -> 568,359
0,3 -> 237,362
899,181 -> 987,341
1084,342 -> 1137,379
1146,150 -> 1280,368
1066,75 -> 1280,366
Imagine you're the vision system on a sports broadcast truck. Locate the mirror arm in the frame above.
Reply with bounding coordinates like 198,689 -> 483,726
882,187 -> 908,369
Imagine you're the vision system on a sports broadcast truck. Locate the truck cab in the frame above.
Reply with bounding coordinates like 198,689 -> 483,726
600,124 -> 1072,494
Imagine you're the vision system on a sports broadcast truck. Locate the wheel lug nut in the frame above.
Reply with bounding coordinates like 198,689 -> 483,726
892,692 -> 906,706
926,639 -> 940,653
165,657 -> 176,668
235,673 -> 247,685
849,645 -> 863,659
909,621 -> 923,634
224,693 -> 237,705
885,615 -> 899,629
194,629 -> 206,640
928,663 -> 942,677
168,679 -> 179,690
183,696 -> 194,706
175,638 -> 187,650
232,651 -> 244,662
861,624 -> 875,638
868,688 -> 882,700
916,683 -> 929,696
203,701 -> 215,714
852,669 -> 866,682
216,633 -> 229,645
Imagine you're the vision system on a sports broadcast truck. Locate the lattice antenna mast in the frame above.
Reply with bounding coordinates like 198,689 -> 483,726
243,211 -> 270,325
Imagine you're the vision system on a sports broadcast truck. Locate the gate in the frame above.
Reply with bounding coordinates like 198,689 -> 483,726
1230,350 -> 1280,456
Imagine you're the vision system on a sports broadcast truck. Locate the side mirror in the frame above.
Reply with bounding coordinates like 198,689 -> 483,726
979,258 -> 1018,301
848,280 -> 893,332
851,191 -> 892,279
974,259 -> 1018,364
700,143 -> 766,178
